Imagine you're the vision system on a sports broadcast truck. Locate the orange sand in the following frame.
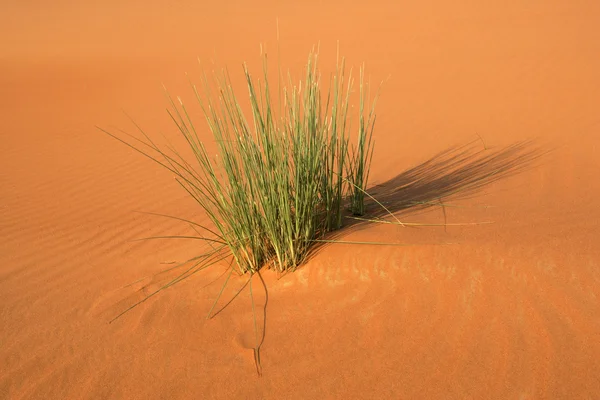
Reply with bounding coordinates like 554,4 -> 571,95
1,1 -> 599,399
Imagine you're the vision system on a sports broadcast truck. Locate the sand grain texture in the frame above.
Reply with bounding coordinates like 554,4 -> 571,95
1,1 -> 599,399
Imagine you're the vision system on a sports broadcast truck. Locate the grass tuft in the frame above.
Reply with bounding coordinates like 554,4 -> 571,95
101,47 -> 380,277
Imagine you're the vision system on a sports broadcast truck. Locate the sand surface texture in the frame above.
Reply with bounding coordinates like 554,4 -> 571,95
1,1 -> 599,399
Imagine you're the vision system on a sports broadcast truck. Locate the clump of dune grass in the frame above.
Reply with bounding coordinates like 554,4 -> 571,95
101,48 -> 383,374
103,47 -> 381,277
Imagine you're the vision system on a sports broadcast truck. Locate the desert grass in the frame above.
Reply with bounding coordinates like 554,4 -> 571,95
100,47 -> 385,324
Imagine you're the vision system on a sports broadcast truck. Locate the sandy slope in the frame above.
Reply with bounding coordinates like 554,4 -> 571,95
1,1 -> 599,399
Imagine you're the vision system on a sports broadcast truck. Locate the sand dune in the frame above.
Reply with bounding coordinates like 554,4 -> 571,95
1,1 -> 599,399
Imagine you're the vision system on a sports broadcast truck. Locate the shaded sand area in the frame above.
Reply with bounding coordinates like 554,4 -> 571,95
1,1 -> 599,398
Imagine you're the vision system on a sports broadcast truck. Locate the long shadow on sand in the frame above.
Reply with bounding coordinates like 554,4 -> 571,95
367,139 -> 544,217
310,138 -> 547,249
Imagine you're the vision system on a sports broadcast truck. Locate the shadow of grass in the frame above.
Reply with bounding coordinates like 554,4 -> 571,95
299,138 -> 548,262
364,138 -> 546,219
